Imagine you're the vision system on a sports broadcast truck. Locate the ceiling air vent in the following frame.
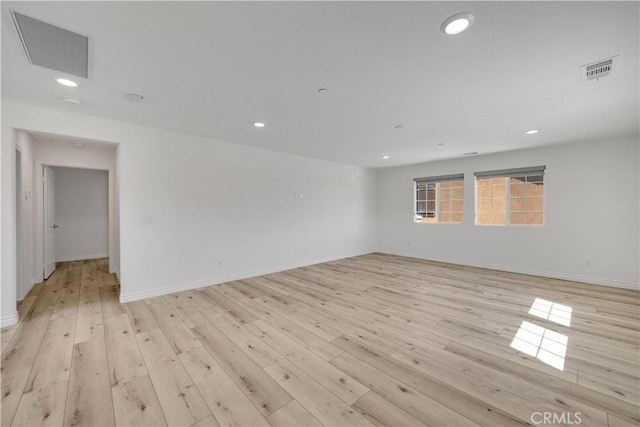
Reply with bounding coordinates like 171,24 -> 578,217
581,56 -> 617,83
10,10 -> 89,78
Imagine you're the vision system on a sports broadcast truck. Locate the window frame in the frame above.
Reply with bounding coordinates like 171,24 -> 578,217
413,174 -> 464,224
473,166 -> 546,227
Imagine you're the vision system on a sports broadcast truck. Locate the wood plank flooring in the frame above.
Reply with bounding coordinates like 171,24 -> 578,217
1,254 -> 638,426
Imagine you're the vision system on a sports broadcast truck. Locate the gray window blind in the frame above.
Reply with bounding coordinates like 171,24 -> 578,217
474,166 -> 545,179
414,173 -> 464,185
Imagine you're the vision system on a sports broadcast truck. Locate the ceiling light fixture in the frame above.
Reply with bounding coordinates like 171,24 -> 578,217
381,155 -> 390,160
56,78 -> 77,87
526,129 -> 539,135
441,12 -> 474,35
253,122 -> 265,128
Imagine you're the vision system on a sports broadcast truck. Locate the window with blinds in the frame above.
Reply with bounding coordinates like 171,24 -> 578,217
414,174 -> 464,224
474,166 -> 545,226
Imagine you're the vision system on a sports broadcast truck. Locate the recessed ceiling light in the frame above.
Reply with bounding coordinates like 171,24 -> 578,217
254,122 -> 265,128
441,12 -> 474,35
395,124 -> 407,130
526,129 -> 539,135
62,98 -> 81,105
381,155 -> 390,160
56,78 -> 77,87
72,142 -> 84,149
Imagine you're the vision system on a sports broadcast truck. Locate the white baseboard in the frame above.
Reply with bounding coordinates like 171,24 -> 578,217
1,313 -> 19,328
56,253 -> 109,263
18,277 -> 37,301
120,250 -> 373,303
382,252 -> 640,291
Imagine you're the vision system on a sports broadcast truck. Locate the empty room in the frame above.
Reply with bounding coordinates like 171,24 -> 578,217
1,2 -> 638,427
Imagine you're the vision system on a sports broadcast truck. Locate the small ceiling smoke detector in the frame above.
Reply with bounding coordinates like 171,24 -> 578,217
463,151 -> 479,156
437,143 -> 445,146
253,122 -> 265,128
525,129 -> 539,135
126,93 -> 144,103
441,12 -> 474,35
381,155 -> 390,159
317,88 -> 328,94
395,124 -> 407,130
62,98 -> 80,105
56,78 -> 77,87
72,142 -> 84,149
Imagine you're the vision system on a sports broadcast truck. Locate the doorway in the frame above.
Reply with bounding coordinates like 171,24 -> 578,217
41,166 -> 110,279
30,134 -> 119,284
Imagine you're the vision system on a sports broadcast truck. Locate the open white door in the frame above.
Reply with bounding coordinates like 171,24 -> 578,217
44,166 -> 56,279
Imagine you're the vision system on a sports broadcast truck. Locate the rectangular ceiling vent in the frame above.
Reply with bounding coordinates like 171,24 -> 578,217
581,56 -> 617,83
10,10 -> 89,78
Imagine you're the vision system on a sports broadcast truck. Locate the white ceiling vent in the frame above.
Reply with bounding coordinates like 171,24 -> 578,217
581,56 -> 617,82
10,11 -> 90,78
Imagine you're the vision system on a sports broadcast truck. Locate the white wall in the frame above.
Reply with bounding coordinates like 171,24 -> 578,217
53,167 -> 109,262
376,137 -> 640,289
1,101 -> 377,324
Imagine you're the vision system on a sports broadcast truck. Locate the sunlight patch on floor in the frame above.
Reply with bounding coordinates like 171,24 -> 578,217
511,320 -> 568,370
528,297 -> 572,327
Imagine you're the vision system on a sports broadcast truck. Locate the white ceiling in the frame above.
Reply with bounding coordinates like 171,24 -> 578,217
2,1 -> 638,168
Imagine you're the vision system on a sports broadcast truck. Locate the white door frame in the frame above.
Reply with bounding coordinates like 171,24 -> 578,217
43,166 -> 56,279
35,161 -> 116,280
15,149 -> 23,298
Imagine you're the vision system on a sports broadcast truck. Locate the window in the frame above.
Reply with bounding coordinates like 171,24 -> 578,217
475,166 -> 545,226
414,174 -> 463,223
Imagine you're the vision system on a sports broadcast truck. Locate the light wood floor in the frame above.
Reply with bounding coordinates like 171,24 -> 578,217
1,254 -> 639,427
